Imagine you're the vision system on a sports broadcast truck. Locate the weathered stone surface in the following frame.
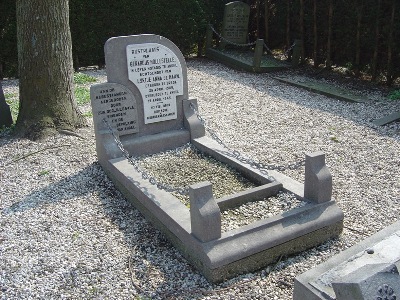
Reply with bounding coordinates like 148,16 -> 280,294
0,81 -> 13,127
189,181 -> 221,242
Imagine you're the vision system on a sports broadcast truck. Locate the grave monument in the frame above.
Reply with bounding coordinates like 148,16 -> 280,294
206,1 -> 291,72
90,34 -> 344,282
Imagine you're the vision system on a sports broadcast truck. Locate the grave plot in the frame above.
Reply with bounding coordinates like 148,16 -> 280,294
90,34 -> 344,283
205,1 -> 291,73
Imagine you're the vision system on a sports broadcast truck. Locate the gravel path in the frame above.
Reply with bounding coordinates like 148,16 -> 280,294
1,59 -> 399,299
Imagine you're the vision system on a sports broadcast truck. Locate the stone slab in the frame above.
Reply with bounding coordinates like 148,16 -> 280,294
275,77 -> 369,103
373,111 -> 400,126
206,48 -> 290,73
294,220 -> 400,300
0,81 -> 13,127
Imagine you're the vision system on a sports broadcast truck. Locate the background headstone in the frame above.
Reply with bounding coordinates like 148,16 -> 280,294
0,81 -> 13,127
221,1 -> 250,45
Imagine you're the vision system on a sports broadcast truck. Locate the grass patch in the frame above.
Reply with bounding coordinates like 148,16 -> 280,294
82,111 -> 93,117
75,86 -> 90,105
388,89 -> 400,101
74,72 -> 97,84
4,93 -> 19,124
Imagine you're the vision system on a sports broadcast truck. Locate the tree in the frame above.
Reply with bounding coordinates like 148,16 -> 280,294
15,0 -> 85,140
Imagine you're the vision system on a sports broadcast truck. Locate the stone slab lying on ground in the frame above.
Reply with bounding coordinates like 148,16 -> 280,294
91,34 -> 343,283
293,220 -> 400,300
275,77 -> 369,103
372,111 -> 400,126
206,48 -> 290,73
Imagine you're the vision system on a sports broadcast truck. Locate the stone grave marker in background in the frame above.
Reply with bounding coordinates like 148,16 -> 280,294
221,1 -> 250,47
91,34 -> 344,283
0,81 -> 13,127
206,1 -> 290,72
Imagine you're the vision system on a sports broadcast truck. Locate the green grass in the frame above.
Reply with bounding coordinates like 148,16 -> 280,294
73,72 -> 97,84
388,89 -> 400,101
38,170 -> 50,176
82,111 -> 93,117
75,86 -> 90,105
4,93 -> 19,124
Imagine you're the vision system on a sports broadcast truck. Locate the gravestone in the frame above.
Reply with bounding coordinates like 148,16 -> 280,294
0,81 -> 13,127
91,34 -> 343,283
294,220 -> 400,300
221,1 -> 250,46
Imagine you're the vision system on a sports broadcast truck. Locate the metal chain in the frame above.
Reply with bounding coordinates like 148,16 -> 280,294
284,42 -> 296,57
210,25 -> 257,47
189,103 -> 305,175
102,118 -> 189,195
210,25 -> 286,58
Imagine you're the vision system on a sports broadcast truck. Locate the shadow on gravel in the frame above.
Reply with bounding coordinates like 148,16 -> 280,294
1,161 -> 213,298
188,59 -> 400,140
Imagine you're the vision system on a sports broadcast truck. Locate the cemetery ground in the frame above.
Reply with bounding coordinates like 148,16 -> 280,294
1,58 -> 400,299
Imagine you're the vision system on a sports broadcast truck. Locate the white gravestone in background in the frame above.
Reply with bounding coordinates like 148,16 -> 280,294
126,43 -> 183,124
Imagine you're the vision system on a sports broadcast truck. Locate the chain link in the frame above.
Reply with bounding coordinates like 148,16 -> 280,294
284,42 -> 296,57
189,103 -> 305,176
102,118 -> 189,195
210,25 -> 285,58
210,25 -> 257,47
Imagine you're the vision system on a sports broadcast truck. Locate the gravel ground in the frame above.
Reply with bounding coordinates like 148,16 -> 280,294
1,58 -> 399,299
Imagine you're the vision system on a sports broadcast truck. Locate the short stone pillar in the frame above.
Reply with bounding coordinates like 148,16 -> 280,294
304,151 -> 332,203
253,39 -> 264,71
206,25 -> 213,50
292,39 -> 302,67
189,181 -> 221,242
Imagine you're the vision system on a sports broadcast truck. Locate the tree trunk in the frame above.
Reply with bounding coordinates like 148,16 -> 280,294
16,0 -> 85,140
386,0 -> 395,86
256,0 -> 261,38
313,0 -> 318,67
371,0 -> 381,82
299,0 -> 305,64
355,1 -> 363,76
326,0 -> 333,69
264,0 -> 270,45
286,0 -> 291,57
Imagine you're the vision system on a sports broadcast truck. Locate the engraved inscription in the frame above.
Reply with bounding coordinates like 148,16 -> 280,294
222,2 -> 250,44
126,43 -> 183,124
91,83 -> 139,135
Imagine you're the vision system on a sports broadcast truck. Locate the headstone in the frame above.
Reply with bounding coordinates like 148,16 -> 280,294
221,1 -> 250,46
0,81 -> 13,127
